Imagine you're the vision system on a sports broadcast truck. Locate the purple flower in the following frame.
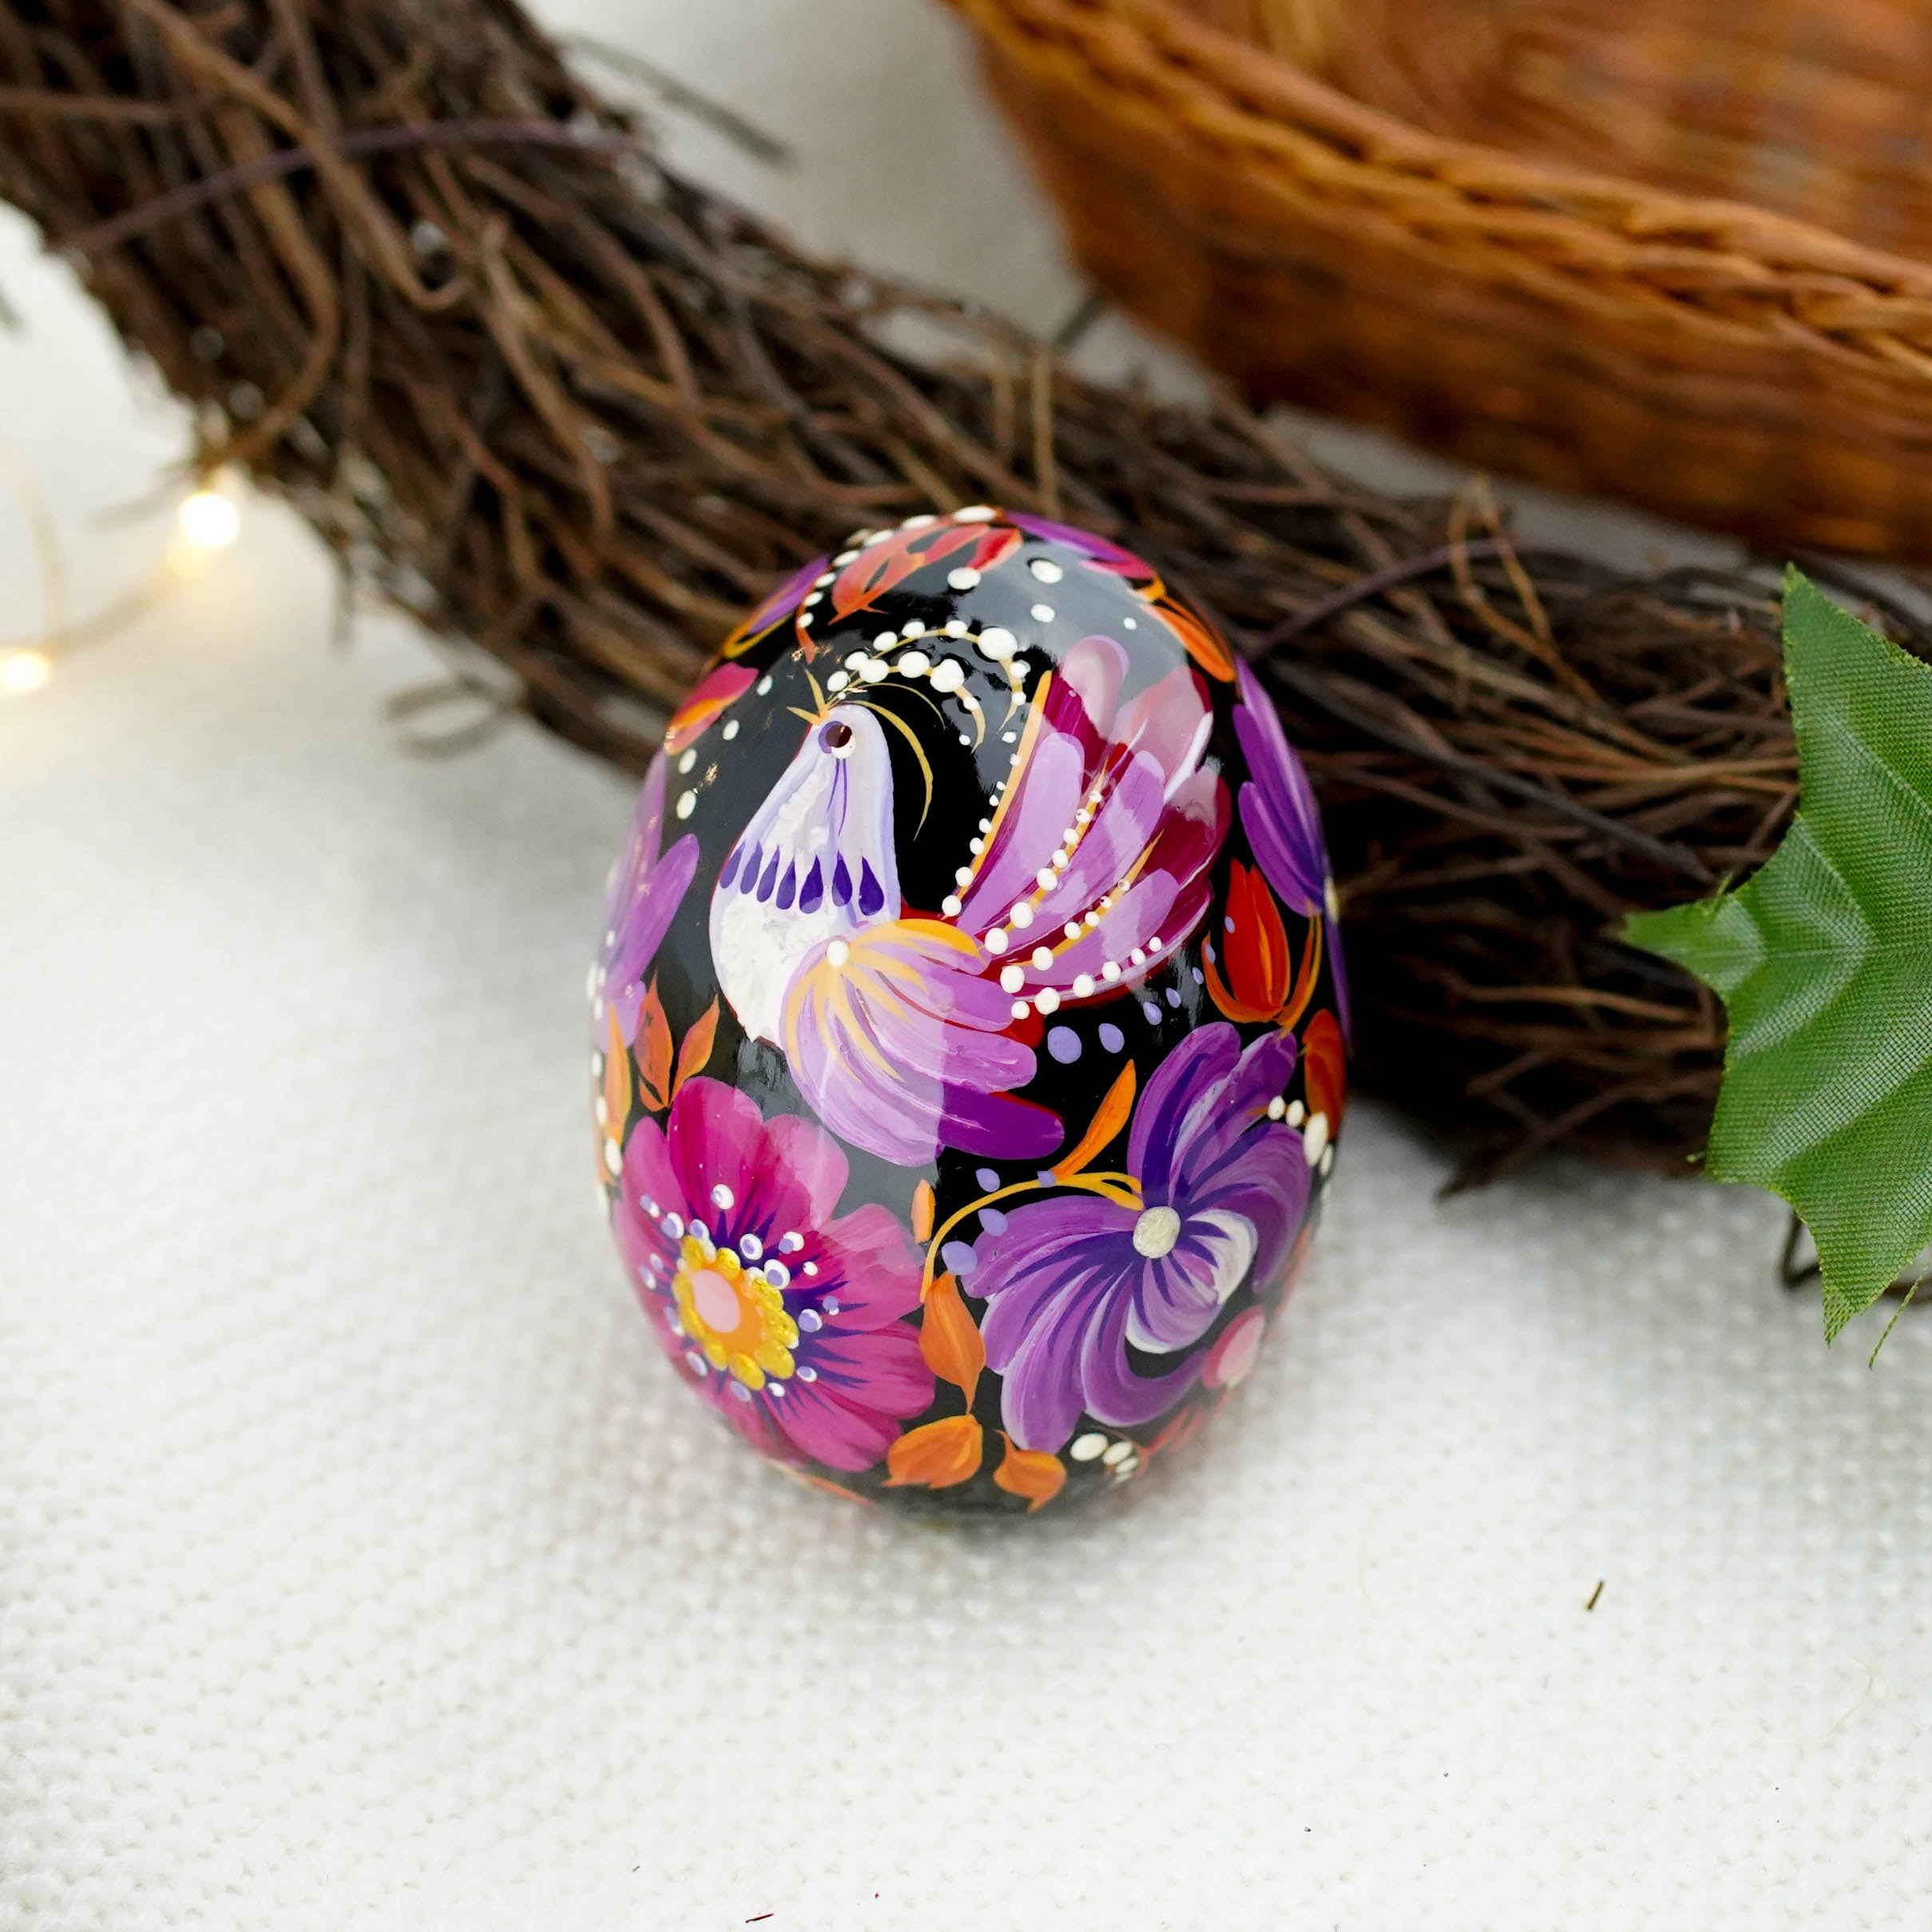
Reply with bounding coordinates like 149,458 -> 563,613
600,750 -> 700,1045
1007,512 -> 1151,580
1232,660 -> 1327,914
973,1023 -> 1309,1453
718,553 -> 828,658
613,1077 -> 934,1471
1232,661 -> 1350,1037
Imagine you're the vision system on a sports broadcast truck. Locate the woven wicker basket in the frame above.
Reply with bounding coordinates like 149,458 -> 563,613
946,0 -> 1932,560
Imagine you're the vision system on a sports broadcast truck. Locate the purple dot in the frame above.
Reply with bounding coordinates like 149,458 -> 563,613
1047,1026 -> 1081,1064
975,1167 -> 1001,1192
980,1208 -> 1008,1235
941,1240 -> 979,1277
1098,1022 -> 1125,1053
1142,1001 -> 1162,1024
1166,987 -> 1183,1008
1192,966 -> 1205,985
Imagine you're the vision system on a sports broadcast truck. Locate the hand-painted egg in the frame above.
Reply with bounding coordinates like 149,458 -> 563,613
591,507 -> 1348,1512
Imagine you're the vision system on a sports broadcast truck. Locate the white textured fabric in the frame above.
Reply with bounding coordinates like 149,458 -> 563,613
5,5 -> 1932,1926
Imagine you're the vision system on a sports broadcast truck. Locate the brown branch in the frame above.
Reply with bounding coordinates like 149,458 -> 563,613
0,0 -> 1886,1179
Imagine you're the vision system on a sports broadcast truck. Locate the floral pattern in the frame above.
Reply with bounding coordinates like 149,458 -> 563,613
613,1077 -> 933,1470
593,505 -> 1346,1510
1233,659 -> 1351,1040
969,1026 -> 1307,1452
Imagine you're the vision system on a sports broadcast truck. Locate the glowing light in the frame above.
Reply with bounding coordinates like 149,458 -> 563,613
0,650 -> 50,696
177,487 -> 240,552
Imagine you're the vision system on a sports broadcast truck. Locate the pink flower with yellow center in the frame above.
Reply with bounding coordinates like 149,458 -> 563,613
612,1077 -> 934,1471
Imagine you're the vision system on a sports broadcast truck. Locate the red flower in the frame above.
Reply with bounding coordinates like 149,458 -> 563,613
1205,859 -> 1291,1023
664,662 -> 755,756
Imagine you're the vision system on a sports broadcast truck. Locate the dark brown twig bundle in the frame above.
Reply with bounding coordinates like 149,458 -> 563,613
2,0 -> 1922,1181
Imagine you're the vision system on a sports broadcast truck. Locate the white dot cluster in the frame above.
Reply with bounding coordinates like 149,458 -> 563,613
1069,1430 -> 1142,1481
812,510 -> 1051,741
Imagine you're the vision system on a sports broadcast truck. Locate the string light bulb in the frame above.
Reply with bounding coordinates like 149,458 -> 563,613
177,482 -> 240,552
0,649 -> 51,696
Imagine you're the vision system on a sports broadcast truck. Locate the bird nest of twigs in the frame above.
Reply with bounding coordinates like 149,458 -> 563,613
4,0 -> 1925,1184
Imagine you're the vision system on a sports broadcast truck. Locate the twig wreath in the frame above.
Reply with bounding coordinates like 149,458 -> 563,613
4,0 -> 1924,1183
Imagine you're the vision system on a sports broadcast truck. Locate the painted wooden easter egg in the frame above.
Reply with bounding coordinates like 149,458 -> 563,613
591,506 -> 1348,1512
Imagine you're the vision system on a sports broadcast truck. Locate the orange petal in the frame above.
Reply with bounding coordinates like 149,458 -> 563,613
884,1414 -> 983,1490
918,1273 -> 985,1404
1053,1060 -> 1137,1180
778,1466 -> 874,1505
910,1179 -> 935,1244
1208,864 -> 1288,1025
993,1434 -> 1066,1511
1302,1007 -> 1347,1127
1204,945 -> 1271,1026
1151,593 -> 1236,682
672,997 -> 720,1098
636,977 -> 674,1113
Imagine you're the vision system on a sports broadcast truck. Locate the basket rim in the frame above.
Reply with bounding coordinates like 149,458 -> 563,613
950,0 -> 1932,345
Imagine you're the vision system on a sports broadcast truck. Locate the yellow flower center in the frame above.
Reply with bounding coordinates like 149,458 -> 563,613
672,1234 -> 798,1390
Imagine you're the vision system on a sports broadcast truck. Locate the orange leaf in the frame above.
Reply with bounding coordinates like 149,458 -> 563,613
831,523 -> 1017,621
778,1466 -> 874,1506
884,1414 -> 982,1490
672,998 -> 720,1098
601,1003 -> 632,1137
636,976 -> 674,1113
993,1434 -> 1065,1511
1053,1060 -> 1137,1180
1277,914 -> 1325,1035
910,1179 -> 935,1244
919,1273 -> 984,1405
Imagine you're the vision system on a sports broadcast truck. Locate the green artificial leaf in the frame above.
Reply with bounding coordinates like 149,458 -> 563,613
1627,569 -> 1932,1340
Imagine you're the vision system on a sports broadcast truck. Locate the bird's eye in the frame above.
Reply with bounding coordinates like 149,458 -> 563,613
820,720 -> 855,756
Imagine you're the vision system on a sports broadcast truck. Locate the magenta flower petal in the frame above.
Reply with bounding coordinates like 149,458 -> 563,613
777,1327 -> 929,1470
664,661 -> 756,756
813,1201 -> 922,1327
612,1078 -> 932,1472
758,1113 -> 855,1233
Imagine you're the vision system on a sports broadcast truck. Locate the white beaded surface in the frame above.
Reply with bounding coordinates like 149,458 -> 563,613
4,4 -> 1932,1926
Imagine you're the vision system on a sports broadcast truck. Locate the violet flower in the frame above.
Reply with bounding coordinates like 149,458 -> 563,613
972,1023 -> 1308,1453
